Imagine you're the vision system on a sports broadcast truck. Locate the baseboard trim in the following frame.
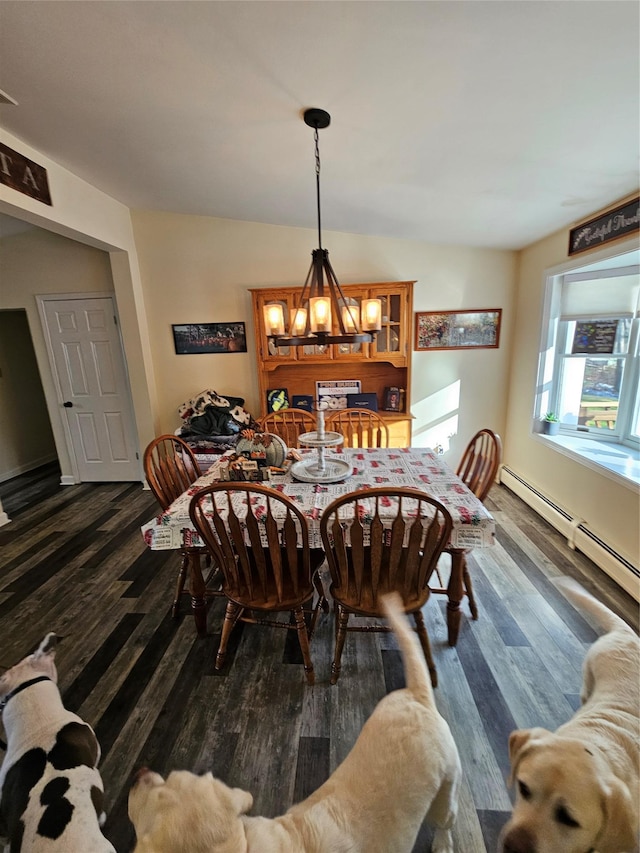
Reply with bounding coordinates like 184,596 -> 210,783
500,466 -> 639,601
60,475 -> 76,486
0,454 -> 58,484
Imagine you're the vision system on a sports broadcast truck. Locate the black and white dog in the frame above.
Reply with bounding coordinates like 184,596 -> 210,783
0,634 -> 115,852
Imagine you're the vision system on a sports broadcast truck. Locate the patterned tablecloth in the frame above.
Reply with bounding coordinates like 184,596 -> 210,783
141,447 -> 495,552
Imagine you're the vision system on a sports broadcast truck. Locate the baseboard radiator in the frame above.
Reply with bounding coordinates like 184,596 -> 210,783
500,466 -> 639,602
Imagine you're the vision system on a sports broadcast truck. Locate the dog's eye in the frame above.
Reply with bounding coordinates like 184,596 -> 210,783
555,805 -> 580,828
517,780 -> 531,800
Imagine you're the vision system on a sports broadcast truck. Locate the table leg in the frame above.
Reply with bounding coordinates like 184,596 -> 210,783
446,548 -> 465,646
187,549 -> 208,637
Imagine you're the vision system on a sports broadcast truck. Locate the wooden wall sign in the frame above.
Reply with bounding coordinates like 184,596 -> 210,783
568,197 -> 639,256
0,142 -> 52,205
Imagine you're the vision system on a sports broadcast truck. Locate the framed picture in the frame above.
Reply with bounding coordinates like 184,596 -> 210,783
414,309 -> 502,351
291,394 -> 314,412
172,322 -> 247,354
266,388 -> 289,413
383,386 -> 403,412
347,392 -> 378,411
316,379 -> 361,410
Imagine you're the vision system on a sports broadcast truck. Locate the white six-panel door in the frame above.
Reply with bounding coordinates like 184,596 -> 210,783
40,295 -> 140,481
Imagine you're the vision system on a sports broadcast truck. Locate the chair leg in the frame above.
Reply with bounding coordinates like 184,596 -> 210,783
215,601 -> 243,671
413,610 -> 438,688
314,571 -> 330,612
462,555 -> 479,620
308,573 -> 328,638
172,552 -> 189,619
293,606 -> 315,686
330,606 -> 350,685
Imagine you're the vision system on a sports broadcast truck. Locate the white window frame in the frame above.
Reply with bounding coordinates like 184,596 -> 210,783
553,315 -> 636,441
535,240 -> 640,454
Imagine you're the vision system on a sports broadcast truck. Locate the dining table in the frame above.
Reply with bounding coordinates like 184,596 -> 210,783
140,446 -> 496,646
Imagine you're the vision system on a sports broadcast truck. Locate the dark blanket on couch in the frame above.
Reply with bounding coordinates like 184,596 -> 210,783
177,390 -> 259,453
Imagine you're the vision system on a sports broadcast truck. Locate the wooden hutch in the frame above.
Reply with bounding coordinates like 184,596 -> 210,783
250,281 -> 414,446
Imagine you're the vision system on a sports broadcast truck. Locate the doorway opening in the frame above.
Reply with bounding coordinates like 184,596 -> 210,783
0,308 -> 60,514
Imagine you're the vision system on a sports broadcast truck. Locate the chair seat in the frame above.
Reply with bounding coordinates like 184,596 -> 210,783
330,583 -> 429,617
226,582 -> 318,612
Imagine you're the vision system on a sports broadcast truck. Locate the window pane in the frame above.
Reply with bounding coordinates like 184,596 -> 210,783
559,357 -> 623,430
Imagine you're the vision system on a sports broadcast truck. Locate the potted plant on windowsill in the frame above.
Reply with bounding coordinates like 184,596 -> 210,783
542,412 -> 560,436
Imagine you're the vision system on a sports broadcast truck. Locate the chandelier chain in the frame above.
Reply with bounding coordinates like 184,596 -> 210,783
314,126 -> 321,177
314,125 -> 322,249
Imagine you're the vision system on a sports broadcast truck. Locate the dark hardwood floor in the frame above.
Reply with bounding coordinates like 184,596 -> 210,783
0,466 -> 637,852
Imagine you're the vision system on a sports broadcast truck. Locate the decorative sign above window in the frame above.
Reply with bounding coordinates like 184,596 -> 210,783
0,142 -> 52,205
568,197 -> 639,256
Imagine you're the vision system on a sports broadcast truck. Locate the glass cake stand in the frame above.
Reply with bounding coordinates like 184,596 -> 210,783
290,430 -> 353,484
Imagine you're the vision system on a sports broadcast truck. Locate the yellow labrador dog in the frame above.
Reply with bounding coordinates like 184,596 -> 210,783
129,593 -> 461,853
500,578 -> 639,853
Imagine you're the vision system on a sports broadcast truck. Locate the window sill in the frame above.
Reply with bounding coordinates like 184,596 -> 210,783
534,433 -> 640,491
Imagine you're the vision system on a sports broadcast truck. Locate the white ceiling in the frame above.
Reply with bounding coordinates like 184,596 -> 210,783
0,1 -> 638,251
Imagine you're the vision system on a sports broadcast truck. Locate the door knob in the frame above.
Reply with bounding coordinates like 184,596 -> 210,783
63,401 -> 73,408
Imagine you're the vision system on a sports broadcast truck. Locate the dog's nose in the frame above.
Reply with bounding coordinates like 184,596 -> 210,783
132,766 -> 151,786
502,826 -> 536,853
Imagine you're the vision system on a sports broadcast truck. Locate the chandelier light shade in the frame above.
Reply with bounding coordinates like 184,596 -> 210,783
264,108 -> 381,347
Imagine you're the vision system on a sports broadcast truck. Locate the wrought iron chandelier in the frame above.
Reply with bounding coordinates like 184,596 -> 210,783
264,108 -> 381,347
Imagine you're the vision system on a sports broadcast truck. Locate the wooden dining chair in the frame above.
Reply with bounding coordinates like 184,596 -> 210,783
257,408 -> 315,448
431,428 -> 502,619
325,408 -> 389,448
144,435 -> 220,619
320,486 -> 452,686
189,482 -> 328,685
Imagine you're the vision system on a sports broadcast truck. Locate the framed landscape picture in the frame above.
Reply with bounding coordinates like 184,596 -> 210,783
172,322 -> 247,354
415,309 -> 502,351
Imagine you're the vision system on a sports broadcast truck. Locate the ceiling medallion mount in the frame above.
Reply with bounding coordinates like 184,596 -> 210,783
263,108 -> 381,348
303,107 -> 331,130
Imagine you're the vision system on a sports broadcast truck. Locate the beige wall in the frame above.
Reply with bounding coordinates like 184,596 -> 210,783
131,209 -> 517,464
504,229 -> 639,571
0,309 -> 56,479
0,229 -> 117,479
0,128 -> 157,483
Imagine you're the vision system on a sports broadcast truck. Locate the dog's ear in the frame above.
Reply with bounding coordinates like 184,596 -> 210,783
507,728 -> 551,784
203,773 -> 253,816
35,633 -> 57,658
229,786 -> 253,816
595,776 -> 638,853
